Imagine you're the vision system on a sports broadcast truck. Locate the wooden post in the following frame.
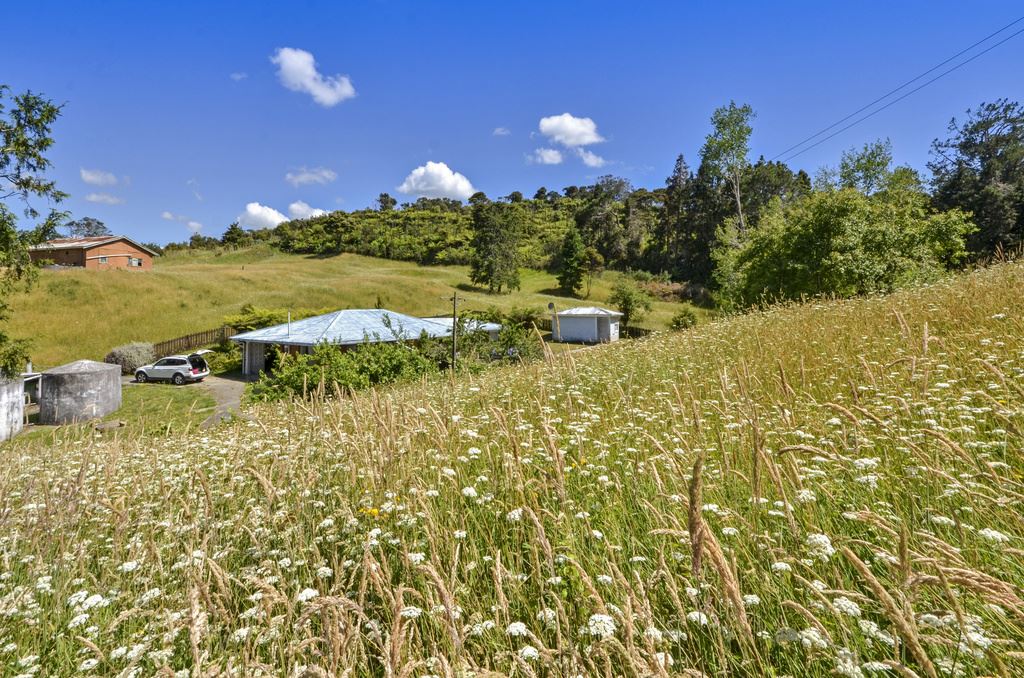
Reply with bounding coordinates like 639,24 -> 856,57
451,294 -> 458,372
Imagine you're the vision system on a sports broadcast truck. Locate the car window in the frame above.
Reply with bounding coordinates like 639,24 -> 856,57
154,359 -> 171,367
171,359 -> 187,366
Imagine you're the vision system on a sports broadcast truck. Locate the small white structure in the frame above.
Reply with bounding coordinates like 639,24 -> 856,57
552,307 -> 622,343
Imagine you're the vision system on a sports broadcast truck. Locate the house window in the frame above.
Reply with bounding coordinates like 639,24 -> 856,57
129,257 -> 142,267
98,256 -> 108,264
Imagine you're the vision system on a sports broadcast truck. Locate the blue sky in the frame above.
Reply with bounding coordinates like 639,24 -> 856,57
4,1 -> 1023,243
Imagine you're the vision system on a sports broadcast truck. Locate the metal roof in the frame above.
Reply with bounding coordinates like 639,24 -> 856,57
555,306 -> 623,317
424,317 -> 503,333
230,309 -> 453,347
29,236 -> 159,257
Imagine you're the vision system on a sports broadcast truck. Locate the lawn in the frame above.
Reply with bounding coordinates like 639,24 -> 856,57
16,382 -> 217,444
9,245 -> 702,368
1,261 -> 1022,675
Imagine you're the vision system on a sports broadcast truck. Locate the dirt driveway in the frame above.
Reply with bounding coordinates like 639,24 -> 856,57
122,373 -> 248,429
199,375 -> 248,429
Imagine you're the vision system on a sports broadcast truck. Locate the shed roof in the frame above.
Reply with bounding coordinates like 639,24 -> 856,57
230,309 -> 452,347
43,359 -> 118,374
29,236 -> 159,257
555,306 -> 623,317
423,317 -> 503,333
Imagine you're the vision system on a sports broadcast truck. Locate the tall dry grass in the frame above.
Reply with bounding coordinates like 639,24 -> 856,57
0,261 -> 1022,676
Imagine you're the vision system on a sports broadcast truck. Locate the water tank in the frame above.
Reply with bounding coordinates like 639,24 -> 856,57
39,360 -> 121,425
0,377 -> 23,441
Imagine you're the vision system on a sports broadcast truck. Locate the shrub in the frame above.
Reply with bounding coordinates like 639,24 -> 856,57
669,308 -> 698,330
105,342 -> 155,375
224,304 -> 331,332
713,187 -> 975,308
608,280 -> 653,327
247,341 -> 438,402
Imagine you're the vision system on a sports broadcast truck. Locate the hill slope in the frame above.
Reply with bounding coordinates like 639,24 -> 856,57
2,262 -> 1023,675
10,246 -> 693,368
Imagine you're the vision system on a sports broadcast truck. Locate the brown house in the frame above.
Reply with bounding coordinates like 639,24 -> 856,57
29,236 -> 158,270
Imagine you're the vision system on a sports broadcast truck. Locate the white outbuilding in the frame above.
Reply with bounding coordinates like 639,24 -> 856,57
551,307 -> 623,343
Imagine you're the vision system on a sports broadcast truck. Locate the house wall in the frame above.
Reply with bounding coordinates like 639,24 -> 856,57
554,316 -> 599,342
29,248 -> 85,267
0,378 -> 24,442
84,241 -> 153,270
242,342 -> 266,376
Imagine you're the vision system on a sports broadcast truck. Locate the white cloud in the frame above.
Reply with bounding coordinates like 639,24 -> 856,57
230,72 -> 248,81
285,166 -> 337,187
576,148 -> 607,168
187,178 -> 203,202
529,148 -> 563,165
397,161 -> 475,200
161,210 -> 202,233
538,113 -> 604,147
492,127 -> 511,136
288,200 -> 328,219
80,168 -> 117,186
237,202 -> 289,229
270,47 -> 356,107
85,192 -> 124,205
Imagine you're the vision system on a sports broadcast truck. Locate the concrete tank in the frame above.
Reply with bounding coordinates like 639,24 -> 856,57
0,377 -> 24,442
39,360 -> 121,425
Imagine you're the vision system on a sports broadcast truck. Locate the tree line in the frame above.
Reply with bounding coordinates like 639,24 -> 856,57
205,98 -> 1022,306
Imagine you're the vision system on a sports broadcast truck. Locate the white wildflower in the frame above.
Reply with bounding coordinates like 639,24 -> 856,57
806,533 -> 836,561
586,613 -> 616,638
833,597 -> 861,617
295,588 -> 319,603
506,621 -> 529,637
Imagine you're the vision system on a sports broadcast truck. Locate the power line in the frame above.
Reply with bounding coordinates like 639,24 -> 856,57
779,24 -> 1024,164
772,14 -> 1024,162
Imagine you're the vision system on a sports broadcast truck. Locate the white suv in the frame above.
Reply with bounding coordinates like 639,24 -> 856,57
135,350 -> 211,385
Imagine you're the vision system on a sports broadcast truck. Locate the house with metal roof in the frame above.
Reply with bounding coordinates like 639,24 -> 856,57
231,309 -> 458,375
551,306 -> 623,343
29,236 -> 158,270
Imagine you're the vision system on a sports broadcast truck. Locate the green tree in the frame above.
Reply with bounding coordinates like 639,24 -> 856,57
556,225 -> 586,296
0,85 -> 66,376
376,192 -> 397,211
701,101 -> 755,232
713,187 -> 974,307
220,222 -> 250,248
469,201 -> 522,293
929,99 -> 1024,255
583,246 -> 604,298
608,279 -> 653,328
65,216 -> 110,237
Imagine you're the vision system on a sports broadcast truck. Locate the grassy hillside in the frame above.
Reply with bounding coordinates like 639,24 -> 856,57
10,245 -> 697,368
2,262 -> 1023,675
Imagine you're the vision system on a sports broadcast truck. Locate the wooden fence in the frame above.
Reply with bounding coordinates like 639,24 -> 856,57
534,317 -> 654,339
153,326 -> 235,357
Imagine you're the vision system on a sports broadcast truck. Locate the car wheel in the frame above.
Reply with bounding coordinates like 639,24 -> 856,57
172,373 -> 186,386
135,371 -> 147,383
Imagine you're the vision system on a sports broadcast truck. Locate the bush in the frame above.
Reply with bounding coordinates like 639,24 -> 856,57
669,308 -> 698,330
224,304 -> 332,333
608,280 -> 653,327
105,342 -> 155,375
247,341 -> 438,402
713,188 -> 975,308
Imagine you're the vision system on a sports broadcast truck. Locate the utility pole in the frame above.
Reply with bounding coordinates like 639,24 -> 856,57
450,293 -> 458,372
